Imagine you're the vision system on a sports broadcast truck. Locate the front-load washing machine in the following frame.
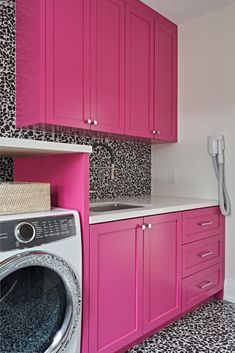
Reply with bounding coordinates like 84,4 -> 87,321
0,208 -> 82,353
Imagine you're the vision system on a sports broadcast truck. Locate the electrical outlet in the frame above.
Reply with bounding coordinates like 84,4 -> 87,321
169,172 -> 178,184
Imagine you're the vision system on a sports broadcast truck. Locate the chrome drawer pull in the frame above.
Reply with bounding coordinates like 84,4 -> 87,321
199,251 -> 214,258
199,221 -> 213,226
198,281 -> 214,289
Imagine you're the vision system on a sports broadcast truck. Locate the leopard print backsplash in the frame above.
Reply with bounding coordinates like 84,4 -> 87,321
0,0 -> 151,200
0,158 -> 13,183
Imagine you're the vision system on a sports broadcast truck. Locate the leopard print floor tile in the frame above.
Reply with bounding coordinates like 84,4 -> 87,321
128,300 -> 235,353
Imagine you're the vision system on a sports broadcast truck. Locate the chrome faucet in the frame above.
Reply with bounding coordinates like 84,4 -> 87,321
92,142 -> 115,180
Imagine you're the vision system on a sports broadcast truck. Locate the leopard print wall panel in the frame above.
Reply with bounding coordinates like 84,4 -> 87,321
0,0 -> 151,200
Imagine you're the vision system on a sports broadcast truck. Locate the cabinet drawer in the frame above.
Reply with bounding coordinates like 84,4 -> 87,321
182,234 -> 224,278
182,264 -> 224,312
183,207 -> 224,244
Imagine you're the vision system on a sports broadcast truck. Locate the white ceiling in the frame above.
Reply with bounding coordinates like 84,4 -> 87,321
141,0 -> 235,24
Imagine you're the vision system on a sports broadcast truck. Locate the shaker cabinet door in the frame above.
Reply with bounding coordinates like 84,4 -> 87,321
125,3 -> 154,139
46,0 -> 90,129
90,0 -> 125,134
143,213 -> 181,333
154,15 -> 177,141
89,218 -> 143,353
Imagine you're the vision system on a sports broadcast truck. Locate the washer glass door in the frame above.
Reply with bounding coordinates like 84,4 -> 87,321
0,252 -> 81,353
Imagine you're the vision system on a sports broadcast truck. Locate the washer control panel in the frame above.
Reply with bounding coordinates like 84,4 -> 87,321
0,214 -> 76,251
15,222 -> 36,244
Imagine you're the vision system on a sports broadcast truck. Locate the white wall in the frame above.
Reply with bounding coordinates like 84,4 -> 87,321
152,3 -> 235,302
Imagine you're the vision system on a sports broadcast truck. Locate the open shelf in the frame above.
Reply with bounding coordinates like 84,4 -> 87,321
0,137 -> 92,157
5,137 -> 91,352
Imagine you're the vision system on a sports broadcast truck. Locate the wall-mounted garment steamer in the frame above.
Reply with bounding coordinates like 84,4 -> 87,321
208,135 -> 231,216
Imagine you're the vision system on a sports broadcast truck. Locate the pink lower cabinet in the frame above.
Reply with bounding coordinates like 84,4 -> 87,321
89,212 -> 182,353
143,213 -> 182,333
182,207 -> 225,313
89,218 -> 143,353
182,207 -> 224,244
182,264 -> 224,312
182,234 -> 224,278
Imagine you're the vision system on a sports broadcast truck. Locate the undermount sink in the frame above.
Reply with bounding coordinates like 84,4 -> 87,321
90,203 -> 143,212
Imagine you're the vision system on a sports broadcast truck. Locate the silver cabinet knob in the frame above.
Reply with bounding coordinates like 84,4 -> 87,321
141,224 -> 146,230
148,224 -> 152,229
153,130 -> 160,135
94,120 -> 98,125
87,119 -> 92,124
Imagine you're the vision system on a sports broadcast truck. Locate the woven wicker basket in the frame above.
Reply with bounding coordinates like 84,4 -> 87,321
0,182 -> 51,216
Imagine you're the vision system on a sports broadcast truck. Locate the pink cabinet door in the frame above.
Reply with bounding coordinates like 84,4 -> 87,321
154,15 -> 177,141
89,218 -> 143,353
90,0 -> 125,134
125,3 -> 154,139
46,0 -> 90,129
143,213 -> 181,333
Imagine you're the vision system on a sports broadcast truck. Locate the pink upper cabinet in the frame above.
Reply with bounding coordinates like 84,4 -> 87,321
143,213 -> 182,333
125,2 -> 154,139
46,0 -> 90,129
16,0 -> 90,130
90,0 -> 125,134
89,218 -> 143,353
154,14 -> 178,142
16,0 -> 178,141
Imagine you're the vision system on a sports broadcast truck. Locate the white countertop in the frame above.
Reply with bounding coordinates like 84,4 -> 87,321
89,195 -> 218,224
0,137 -> 92,157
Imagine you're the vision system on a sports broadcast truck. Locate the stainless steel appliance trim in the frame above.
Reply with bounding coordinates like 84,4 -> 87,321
14,222 -> 36,243
0,251 -> 81,353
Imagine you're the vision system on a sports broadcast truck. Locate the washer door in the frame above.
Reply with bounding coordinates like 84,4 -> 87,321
0,251 -> 81,353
